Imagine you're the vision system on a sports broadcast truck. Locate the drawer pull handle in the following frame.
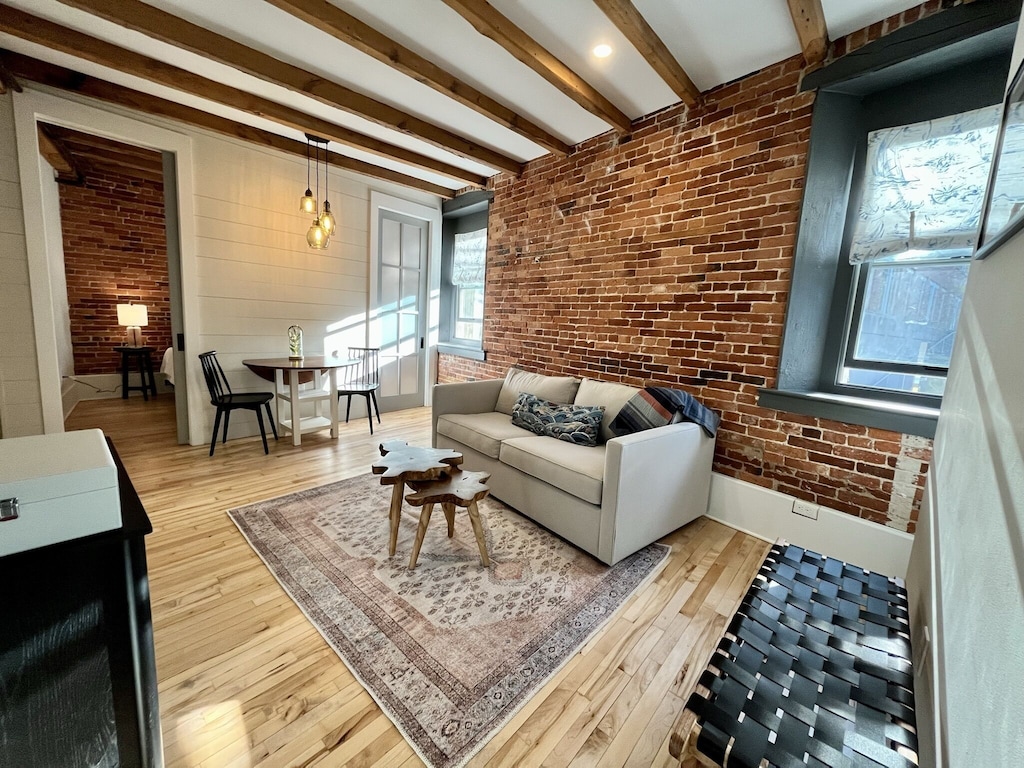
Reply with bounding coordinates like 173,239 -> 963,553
0,497 -> 19,522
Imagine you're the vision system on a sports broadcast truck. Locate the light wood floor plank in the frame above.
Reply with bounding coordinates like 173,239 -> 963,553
65,396 -> 767,768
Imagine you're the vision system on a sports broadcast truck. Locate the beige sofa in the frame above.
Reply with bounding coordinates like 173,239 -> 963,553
431,370 -> 715,565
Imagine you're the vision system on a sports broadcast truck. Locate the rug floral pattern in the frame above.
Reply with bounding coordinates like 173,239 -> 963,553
229,473 -> 667,768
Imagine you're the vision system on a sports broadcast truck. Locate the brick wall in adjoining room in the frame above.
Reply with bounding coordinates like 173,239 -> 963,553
58,167 -> 171,376
436,2 -> 956,534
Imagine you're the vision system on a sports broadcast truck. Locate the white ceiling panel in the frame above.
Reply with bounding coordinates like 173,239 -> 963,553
822,0 -> 925,42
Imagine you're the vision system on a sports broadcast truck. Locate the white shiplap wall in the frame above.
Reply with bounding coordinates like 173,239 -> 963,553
0,93 -> 44,438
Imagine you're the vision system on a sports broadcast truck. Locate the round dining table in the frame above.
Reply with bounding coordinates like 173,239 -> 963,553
242,356 -> 357,446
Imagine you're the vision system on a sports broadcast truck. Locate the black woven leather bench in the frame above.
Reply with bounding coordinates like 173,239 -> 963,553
673,542 -> 918,768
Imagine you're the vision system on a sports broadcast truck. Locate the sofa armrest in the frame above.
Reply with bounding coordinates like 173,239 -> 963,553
599,422 -> 715,564
431,379 -> 504,446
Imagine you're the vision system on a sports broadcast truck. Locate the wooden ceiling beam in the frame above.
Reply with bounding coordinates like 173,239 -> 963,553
264,0 -> 572,156
0,57 -> 22,94
0,6 -> 485,187
592,0 -> 700,107
68,146 -> 165,180
36,124 -> 82,183
0,51 -> 457,199
786,0 -> 829,66
440,0 -> 632,133
56,0 -> 522,173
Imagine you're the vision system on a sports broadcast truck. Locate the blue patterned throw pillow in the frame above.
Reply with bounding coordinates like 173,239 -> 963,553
511,393 -> 604,447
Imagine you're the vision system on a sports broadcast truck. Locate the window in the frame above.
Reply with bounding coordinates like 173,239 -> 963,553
439,191 -> 491,358
840,107 -> 999,399
450,229 -> 485,342
757,0 -> 1017,438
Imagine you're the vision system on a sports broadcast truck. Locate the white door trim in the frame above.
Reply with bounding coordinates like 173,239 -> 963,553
13,88 -> 202,442
368,191 -> 442,406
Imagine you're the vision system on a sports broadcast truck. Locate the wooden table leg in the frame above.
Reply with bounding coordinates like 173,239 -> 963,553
409,503 -> 434,569
388,480 -> 405,557
288,370 -> 301,446
328,367 -> 339,439
466,501 -> 490,567
442,503 -> 455,538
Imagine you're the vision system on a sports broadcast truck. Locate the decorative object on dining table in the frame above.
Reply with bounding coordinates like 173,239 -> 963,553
227,472 -> 668,768
287,325 -> 303,360
976,57 -> 1024,259
116,303 -> 148,347
300,133 -> 334,249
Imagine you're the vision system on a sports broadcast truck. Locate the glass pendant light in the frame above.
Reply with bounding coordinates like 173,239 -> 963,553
299,135 -> 316,213
307,217 -> 328,248
320,149 -> 336,236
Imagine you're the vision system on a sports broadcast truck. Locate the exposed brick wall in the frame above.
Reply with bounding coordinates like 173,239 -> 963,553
436,3 -> 958,533
58,167 -> 170,375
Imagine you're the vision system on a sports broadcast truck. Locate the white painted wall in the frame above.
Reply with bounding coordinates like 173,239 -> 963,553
0,93 -> 43,438
4,86 -> 442,445
40,170 -> 73,381
906,27 -> 1024,767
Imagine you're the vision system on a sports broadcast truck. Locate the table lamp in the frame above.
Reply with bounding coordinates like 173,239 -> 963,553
117,303 -> 148,347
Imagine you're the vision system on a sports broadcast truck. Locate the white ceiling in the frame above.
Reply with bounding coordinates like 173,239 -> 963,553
1,0 -> 926,192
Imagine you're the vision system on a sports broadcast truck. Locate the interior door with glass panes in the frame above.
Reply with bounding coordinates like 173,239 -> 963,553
375,210 -> 427,411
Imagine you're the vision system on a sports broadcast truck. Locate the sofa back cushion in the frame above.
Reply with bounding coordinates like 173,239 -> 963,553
495,366 -> 581,415
573,379 -> 640,442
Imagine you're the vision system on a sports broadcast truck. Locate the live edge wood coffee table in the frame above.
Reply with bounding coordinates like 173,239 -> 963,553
405,469 -> 492,569
372,440 -> 463,558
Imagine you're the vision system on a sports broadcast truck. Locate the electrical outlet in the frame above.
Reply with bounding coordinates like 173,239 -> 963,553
792,500 -> 819,520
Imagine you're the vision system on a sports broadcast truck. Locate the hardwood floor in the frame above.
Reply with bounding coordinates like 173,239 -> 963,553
65,396 -> 768,767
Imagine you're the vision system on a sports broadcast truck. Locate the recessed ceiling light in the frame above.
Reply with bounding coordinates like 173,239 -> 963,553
593,44 -> 612,58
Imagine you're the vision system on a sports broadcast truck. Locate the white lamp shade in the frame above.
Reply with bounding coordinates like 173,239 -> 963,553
117,303 -> 148,326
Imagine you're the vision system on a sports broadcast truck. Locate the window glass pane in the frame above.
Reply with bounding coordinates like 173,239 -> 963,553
842,367 -> 947,396
456,286 -> 484,321
851,260 -> 969,368
455,321 -> 482,341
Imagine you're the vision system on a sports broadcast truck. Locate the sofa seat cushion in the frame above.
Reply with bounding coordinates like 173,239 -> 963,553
500,436 -> 605,505
436,412 -> 535,459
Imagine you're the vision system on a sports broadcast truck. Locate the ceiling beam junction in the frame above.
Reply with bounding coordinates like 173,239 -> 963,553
0,57 -> 22,94
1,51 -> 457,199
786,0 -> 829,66
440,0 -> 632,133
55,0 -> 522,174
0,5 -> 486,188
36,124 -> 82,183
264,0 -> 572,156
591,0 -> 700,107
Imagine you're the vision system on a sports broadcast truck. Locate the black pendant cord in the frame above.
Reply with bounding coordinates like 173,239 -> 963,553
324,142 -> 329,207
315,139 -> 321,219
306,136 -> 312,194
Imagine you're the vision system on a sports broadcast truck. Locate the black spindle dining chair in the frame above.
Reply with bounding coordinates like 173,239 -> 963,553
198,351 -> 278,456
337,347 -> 382,434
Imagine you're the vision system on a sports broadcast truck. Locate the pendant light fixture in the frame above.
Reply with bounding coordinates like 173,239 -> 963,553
299,135 -> 317,214
301,134 -> 333,249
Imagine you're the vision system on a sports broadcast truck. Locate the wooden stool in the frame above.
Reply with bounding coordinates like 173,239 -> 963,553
404,469 -> 491,569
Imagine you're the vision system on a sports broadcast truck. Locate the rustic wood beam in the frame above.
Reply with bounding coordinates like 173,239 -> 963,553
0,5 -> 485,187
441,0 -> 632,132
786,0 -> 829,66
263,0 -> 571,156
0,51 -> 457,198
591,0 -> 700,107
36,124 -> 82,183
0,57 -> 22,94
67,145 -> 165,181
55,0 -> 522,173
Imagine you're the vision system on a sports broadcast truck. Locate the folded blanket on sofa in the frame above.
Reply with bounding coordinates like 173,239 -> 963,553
610,386 -> 720,438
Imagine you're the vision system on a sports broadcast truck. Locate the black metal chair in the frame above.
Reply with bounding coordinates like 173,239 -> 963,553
338,347 -> 381,434
198,351 -> 278,456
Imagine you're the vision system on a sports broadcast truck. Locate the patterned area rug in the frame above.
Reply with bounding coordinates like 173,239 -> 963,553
229,472 -> 668,768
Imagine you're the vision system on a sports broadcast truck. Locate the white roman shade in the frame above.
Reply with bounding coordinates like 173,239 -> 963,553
848,104 -> 1001,264
451,229 -> 486,285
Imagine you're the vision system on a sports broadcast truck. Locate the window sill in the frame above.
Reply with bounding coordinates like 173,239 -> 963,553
437,343 -> 486,362
758,388 -> 938,438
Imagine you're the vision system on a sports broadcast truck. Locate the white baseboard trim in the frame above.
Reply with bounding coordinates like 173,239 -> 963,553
707,472 -> 914,578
